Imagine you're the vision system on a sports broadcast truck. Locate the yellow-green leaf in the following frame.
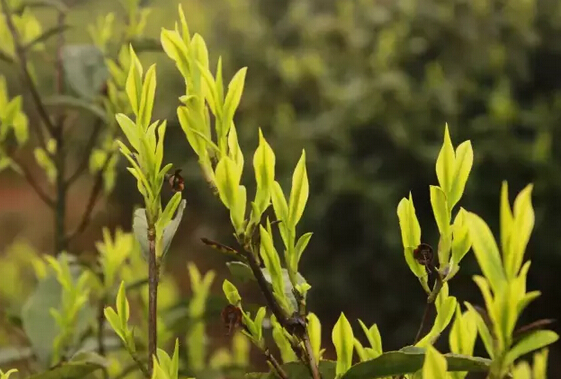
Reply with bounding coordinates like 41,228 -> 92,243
288,150 -> 309,228
504,331 -> 559,367
507,184 -> 534,279
422,345 -> 447,379
397,195 -> 425,278
307,313 -> 322,363
223,67 -> 247,125
138,64 -> 157,129
222,279 -> 241,306
465,211 -> 506,294
500,181 -> 513,260
215,156 -> 242,209
435,123 -> 455,197
332,312 -> 354,378
449,140 -> 473,209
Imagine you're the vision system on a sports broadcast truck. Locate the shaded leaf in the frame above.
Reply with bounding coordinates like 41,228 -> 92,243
61,44 -> 108,100
341,349 -> 491,379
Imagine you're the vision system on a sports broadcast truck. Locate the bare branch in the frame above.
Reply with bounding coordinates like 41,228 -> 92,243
66,118 -> 103,187
8,152 -> 55,207
65,151 -> 114,243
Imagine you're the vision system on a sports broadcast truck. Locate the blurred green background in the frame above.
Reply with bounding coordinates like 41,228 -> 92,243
2,0 -> 561,375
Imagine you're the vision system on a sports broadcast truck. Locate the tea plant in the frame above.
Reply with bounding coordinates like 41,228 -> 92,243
0,3 -> 558,379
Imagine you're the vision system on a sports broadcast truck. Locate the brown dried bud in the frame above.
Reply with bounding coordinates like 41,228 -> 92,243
413,243 -> 434,267
221,304 -> 243,336
168,169 -> 184,192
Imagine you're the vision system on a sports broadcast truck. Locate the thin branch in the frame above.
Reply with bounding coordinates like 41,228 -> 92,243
263,349 -> 288,379
65,151 -> 114,243
96,296 -> 109,379
1,0 -> 56,141
147,225 -> 159,376
66,117 -> 104,187
240,246 -> 290,327
413,264 -> 442,345
9,153 -> 55,207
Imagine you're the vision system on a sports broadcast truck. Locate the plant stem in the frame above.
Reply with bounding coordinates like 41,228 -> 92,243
240,246 -> 289,327
147,223 -> 159,376
413,266 -> 443,345
97,296 -> 109,379
303,331 -> 321,379
65,150 -> 114,244
127,347 -> 150,378
53,8 -> 67,255
263,349 -> 288,379
8,152 -> 55,207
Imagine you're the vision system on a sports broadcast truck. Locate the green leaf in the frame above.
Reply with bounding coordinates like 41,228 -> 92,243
223,67 -> 248,125
21,256 -> 94,366
103,307 -> 125,342
357,320 -> 382,356
226,261 -> 255,283
288,150 -> 309,228
253,307 -> 267,341
504,330 -> 559,367
448,140 -> 473,209
116,281 -> 129,328
138,64 -> 157,129
500,181 -> 513,260
430,185 -> 451,265
397,195 -> 425,278
422,345 -> 447,379
215,156 -> 242,209
332,313 -> 354,378
435,123 -> 455,198
465,211 -> 506,294
25,352 -> 107,379
253,129 -> 276,217
507,184 -> 535,279
464,302 -> 495,359
116,113 -> 140,152
160,28 -> 190,79
226,261 -> 306,311
449,305 -> 477,357
450,208 -> 471,273
294,232 -> 313,267
246,360 -> 336,379
125,46 -> 143,116
307,313 -> 322,363
132,200 -> 187,261
430,185 -> 450,236
270,315 -> 298,364
341,349 -> 491,379
222,279 -> 241,306
43,95 -> 107,122
61,44 -> 108,100
259,226 -> 288,310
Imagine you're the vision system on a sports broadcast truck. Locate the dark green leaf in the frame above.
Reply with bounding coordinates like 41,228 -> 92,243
245,360 -> 336,379
43,95 -> 107,122
61,44 -> 108,100
341,349 -> 491,379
